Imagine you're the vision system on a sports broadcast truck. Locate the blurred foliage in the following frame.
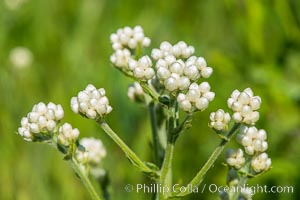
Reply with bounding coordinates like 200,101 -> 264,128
0,0 -> 300,199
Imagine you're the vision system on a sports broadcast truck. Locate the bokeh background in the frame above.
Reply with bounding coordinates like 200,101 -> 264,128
0,0 -> 300,199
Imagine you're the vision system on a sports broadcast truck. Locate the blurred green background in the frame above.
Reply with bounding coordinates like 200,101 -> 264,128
0,0 -> 300,199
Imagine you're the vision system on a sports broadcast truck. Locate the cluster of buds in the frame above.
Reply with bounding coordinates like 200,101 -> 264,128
225,148 -> 245,169
251,152 -> 272,173
237,126 -> 268,155
151,41 -> 194,60
127,82 -> 145,103
128,56 -> 155,80
177,82 -> 215,112
154,53 -> 213,92
209,109 -> 231,131
76,137 -> 107,166
110,26 -> 215,111
57,123 -> 80,147
227,88 -> 261,125
110,25 -> 151,51
110,26 -> 150,69
71,84 -> 112,120
18,102 -> 64,141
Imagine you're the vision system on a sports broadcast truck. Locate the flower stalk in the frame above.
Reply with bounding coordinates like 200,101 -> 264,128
70,158 -> 103,200
97,119 -> 159,179
175,123 -> 241,197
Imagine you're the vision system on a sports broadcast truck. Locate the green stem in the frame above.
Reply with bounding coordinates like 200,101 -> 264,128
149,101 -> 161,166
175,123 -> 241,197
71,159 -> 103,200
140,82 -> 160,101
98,119 -> 158,178
160,140 -> 175,199
159,101 -> 178,199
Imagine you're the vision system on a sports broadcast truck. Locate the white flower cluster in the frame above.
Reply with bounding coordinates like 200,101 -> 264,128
71,84 -> 112,120
18,102 -> 64,141
110,26 -> 150,68
57,123 -> 80,146
251,153 -> 271,173
128,82 -> 144,102
154,51 -> 213,92
110,25 -> 151,51
151,41 -> 194,60
209,109 -> 231,131
177,82 -> 215,112
225,148 -> 245,169
227,88 -> 261,125
128,56 -> 155,80
237,126 -> 268,155
76,137 -> 107,166
110,49 -> 131,68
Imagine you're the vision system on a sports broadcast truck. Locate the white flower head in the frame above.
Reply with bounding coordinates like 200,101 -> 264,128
57,123 -> 80,146
128,56 -> 155,80
17,102 -> 64,142
153,48 -> 213,92
9,47 -> 33,69
227,88 -> 261,125
76,137 -> 106,166
251,152 -> 271,173
110,25 -> 151,51
128,82 -> 145,103
71,84 -> 112,120
225,148 -> 245,169
210,109 -> 231,131
151,41 -> 194,60
237,126 -> 268,155
110,49 -> 131,69
177,82 -> 215,112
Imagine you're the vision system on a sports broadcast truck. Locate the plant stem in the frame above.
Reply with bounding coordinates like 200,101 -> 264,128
71,159 -> 103,200
159,101 -> 178,199
149,101 -> 161,166
98,119 -> 158,178
175,123 -> 241,197
140,82 -> 160,101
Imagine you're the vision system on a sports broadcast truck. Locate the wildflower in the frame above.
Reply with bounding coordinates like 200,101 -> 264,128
151,41 -> 194,60
237,126 -> 268,155
251,153 -> 271,173
155,54 -> 213,92
227,88 -> 261,125
225,148 -> 245,169
57,123 -> 80,146
209,109 -> 231,131
76,137 -> 106,166
177,82 -> 215,112
71,84 -> 112,120
17,102 -> 64,141
128,82 -> 145,103
110,49 -> 131,68
110,25 -> 150,51
128,56 -> 155,80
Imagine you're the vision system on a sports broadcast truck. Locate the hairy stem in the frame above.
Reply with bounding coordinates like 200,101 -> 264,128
71,159 -> 103,200
98,119 -> 158,178
175,123 -> 241,197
